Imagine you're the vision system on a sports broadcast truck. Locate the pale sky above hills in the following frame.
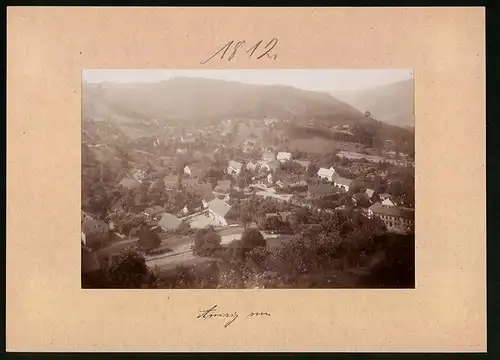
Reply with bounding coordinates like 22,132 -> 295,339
82,69 -> 413,92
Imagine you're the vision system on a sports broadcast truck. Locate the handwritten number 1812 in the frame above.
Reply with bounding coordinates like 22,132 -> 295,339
200,38 -> 278,64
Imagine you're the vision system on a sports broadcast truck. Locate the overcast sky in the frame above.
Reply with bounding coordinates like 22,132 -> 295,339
82,69 -> 413,92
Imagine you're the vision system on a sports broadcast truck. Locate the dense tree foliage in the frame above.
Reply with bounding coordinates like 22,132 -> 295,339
107,248 -> 156,289
138,227 -> 162,252
193,228 -> 222,256
307,163 -> 319,178
241,228 -> 266,251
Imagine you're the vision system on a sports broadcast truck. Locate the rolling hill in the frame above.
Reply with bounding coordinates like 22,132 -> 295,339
82,76 -> 368,131
330,79 -> 415,128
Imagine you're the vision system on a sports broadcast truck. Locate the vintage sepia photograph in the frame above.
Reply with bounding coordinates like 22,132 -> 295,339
81,69 -> 415,289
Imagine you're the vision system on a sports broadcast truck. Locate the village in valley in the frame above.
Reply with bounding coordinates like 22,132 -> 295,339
81,71 -> 416,289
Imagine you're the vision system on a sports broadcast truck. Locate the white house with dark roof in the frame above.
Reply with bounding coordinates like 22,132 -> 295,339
317,167 -> 336,182
277,152 -> 292,163
207,198 -> 232,226
334,177 -> 353,192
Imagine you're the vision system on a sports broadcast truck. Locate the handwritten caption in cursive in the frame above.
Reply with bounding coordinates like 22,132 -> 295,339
200,38 -> 279,65
197,305 -> 271,328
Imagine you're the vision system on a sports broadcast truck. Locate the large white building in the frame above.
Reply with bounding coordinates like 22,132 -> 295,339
365,202 -> 415,234
277,152 -> 292,163
317,167 -> 336,182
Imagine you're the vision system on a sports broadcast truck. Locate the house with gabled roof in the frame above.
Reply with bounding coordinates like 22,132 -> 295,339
227,160 -> 243,177
207,198 -> 232,226
333,177 -> 353,192
317,167 -> 336,182
365,188 -> 375,200
158,213 -> 182,231
365,202 -> 415,234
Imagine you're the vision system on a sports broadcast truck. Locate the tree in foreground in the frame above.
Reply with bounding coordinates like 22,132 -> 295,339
241,228 -> 266,252
241,228 -> 266,256
138,227 -> 162,252
306,163 -> 319,178
193,228 -> 222,256
107,248 -> 154,288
